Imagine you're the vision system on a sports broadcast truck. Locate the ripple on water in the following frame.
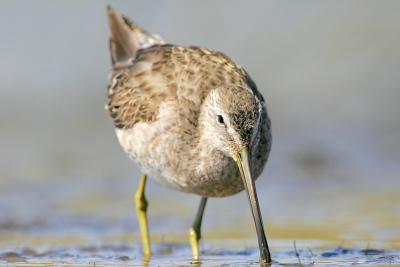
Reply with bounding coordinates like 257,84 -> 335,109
1,244 -> 400,266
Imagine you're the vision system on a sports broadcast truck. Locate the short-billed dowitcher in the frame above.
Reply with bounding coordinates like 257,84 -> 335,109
105,6 -> 272,264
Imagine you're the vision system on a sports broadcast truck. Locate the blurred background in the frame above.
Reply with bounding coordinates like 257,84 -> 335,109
0,0 -> 399,253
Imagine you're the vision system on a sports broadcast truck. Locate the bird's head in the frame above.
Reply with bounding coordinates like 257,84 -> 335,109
201,85 -> 261,162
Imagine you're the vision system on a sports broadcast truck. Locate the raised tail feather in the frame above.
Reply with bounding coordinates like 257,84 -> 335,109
107,5 -> 165,65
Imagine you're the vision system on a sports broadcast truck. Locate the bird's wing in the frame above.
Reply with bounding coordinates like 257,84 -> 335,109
106,45 -> 175,130
106,6 -> 252,130
106,45 -> 252,130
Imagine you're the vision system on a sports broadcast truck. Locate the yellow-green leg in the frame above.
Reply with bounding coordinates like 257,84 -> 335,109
189,197 -> 208,261
134,174 -> 151,256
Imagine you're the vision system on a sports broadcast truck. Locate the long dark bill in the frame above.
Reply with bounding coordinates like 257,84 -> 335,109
236,148 -> 271,264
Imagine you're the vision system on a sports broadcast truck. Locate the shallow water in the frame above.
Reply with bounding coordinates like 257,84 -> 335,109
1,242 -> 400,266
1,182 -> 399,266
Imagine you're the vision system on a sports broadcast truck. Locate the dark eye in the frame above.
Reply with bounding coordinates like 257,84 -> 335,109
217,115 -> 225,124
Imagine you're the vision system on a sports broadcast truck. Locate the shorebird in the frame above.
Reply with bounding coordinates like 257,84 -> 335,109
105,6 -> 272,264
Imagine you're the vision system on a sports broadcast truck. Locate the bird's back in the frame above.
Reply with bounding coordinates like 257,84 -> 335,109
106,45 -> 253,128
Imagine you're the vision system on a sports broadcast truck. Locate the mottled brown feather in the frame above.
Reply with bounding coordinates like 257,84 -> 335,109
106,45 -> 252,130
